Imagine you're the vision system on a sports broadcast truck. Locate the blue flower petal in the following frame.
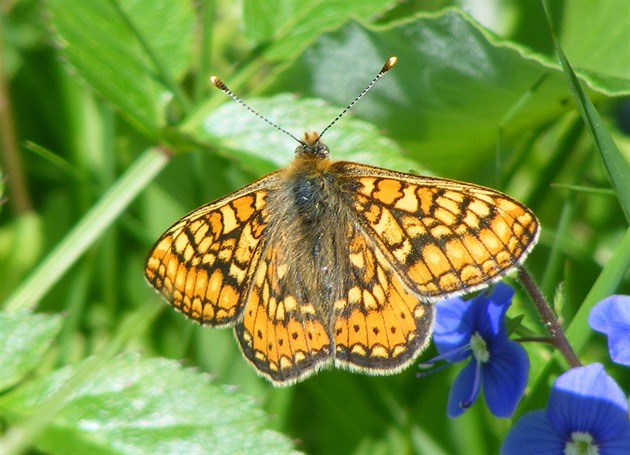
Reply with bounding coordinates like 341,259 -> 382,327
482,340 -> 529,418
548,364 -> 629,441
589,295 -> 630,366
606,332 -> 630,367
500,410 -> 565,454
503,365 -> 630,454
434,283 -> 515,362
434,296 -> 475,361
447,359 -> 480,418
476,283 -> 514,339
599,425 -> 630,455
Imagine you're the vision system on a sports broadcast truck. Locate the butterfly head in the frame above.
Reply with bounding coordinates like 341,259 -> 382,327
295,132 -> 330,159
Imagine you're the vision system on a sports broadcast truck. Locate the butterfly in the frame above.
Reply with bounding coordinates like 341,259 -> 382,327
145,57 -> 539,386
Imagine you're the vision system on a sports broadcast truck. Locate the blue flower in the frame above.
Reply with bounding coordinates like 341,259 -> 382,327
588,295 -> 630,366
423,282 -> 529,418
501,363 -> 630,454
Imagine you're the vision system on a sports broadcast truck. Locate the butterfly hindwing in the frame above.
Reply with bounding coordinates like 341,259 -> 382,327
235,240 -> 333,385
333,228 -> 435,373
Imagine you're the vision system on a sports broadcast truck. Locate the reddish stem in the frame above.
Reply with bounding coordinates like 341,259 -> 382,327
518,268 -> 581,368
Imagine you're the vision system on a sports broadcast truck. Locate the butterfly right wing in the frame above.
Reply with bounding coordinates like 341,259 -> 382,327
334,162 -> 539,301
144,173 -> 280,327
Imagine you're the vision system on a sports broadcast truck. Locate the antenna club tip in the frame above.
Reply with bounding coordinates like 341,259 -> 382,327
382,56 -> 398,73
210,75 -> 227,90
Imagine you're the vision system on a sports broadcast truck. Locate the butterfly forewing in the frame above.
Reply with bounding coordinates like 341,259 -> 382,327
334,162 -> 539,300
145,175 -> 279,326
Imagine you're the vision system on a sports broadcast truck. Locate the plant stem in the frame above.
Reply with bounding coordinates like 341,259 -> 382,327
3,147 -> 168,312
514,336 -> 553,344
518,268 -> 581,368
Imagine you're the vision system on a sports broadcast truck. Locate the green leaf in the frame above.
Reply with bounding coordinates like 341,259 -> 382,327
266,9 -> 629,177
47,0 -> 195,136
243,0 -> 395,60
0,354 -> 295,454
0,311 -> 62,391
560,1 -> 630,85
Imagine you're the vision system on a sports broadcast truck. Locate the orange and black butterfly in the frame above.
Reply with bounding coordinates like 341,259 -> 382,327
145,57 -> 539,386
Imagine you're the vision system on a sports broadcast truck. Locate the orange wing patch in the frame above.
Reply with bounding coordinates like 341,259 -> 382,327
145,181 -> 273,327
335,162 -> 539,300
334,229 -> 434,372
235,243 -> 333,385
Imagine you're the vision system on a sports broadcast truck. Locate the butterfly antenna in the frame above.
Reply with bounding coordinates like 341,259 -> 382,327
318,56 -> 397,140
210,76 -> 304,145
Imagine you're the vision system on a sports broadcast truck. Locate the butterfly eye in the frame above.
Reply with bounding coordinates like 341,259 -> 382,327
315,142 -> 330,157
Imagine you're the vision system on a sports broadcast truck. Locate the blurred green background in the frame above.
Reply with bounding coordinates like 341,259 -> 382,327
1,1 -> 629,453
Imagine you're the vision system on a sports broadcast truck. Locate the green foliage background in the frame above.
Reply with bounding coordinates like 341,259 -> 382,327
1,1 -> 629,453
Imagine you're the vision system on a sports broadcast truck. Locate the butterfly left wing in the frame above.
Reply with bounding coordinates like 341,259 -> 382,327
144,175 -> 278,326
334,162 -> 539,300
